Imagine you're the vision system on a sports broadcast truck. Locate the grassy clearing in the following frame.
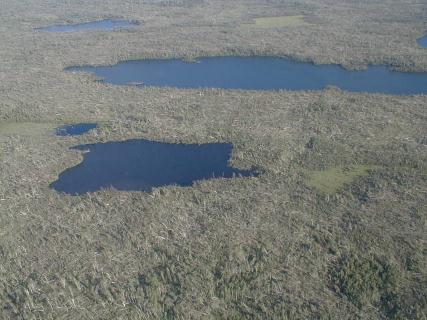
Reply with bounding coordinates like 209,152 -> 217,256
306,165 -> 379,194
252,15 -> 308,28
0,121 -> 106,137
0,122 -> 58,136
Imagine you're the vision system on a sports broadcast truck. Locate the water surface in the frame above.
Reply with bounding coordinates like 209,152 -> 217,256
418,35 -> 427,48
36,19 -> 137,32
50,139 -> 257,195
67,56 -> 427,95
56,123 -> 98,136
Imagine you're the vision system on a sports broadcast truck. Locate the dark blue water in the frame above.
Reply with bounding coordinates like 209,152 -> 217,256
66,56 -> 427,95
56,123 -> 98,136
36,19 -> 138,32
50,139 -> 257,195
418,35 -> 427,48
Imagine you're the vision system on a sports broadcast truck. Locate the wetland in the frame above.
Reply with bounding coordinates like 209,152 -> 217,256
1,0 -> 427,319
36,19 -> 138,32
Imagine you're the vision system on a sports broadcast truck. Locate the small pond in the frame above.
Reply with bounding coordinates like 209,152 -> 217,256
56,123 -> 98,136
50,139 -> 257,195
36,19 -> 138,32
418,35 -> 427,48
67,56 -> 427,95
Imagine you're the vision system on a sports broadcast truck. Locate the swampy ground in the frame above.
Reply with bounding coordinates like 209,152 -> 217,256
0,0 -> 426,319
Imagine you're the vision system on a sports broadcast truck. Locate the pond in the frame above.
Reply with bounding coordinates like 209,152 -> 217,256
56,123 -> 98,136
36,19 -> 138,32
50,139 -> 258,195
67,56 -> 427,95
418,35 -> 427,48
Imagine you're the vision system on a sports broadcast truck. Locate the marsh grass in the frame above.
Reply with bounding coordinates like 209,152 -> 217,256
0,122 -> 58,136
0,121 -> 105,137
306,165 -> 380,194
251,15 -> 308,28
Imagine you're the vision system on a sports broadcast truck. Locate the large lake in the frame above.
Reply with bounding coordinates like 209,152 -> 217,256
50,139 -> 257,195
36,19 -> 138,32
67,56 -> 427,95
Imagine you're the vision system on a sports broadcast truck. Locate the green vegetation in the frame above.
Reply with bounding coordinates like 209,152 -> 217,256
0,122 -> 57,135
252,15 -> 308,28
331,254 -> 398,308
307,165 -> 379,194
330,253 -> 427,319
